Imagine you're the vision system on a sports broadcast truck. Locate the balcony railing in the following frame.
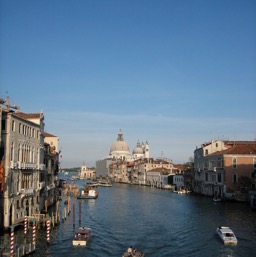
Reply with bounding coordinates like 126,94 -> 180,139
15,162 -> 37,169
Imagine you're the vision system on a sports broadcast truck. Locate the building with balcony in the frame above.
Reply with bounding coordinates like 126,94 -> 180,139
0,98 -> 60,229
0,102 -> 45,229
193,140 -> 256,201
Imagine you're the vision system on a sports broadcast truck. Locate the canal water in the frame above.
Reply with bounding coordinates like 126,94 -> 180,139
5,179 -> 256,257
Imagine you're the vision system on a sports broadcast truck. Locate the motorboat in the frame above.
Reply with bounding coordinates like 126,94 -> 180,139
86,182 -> 99,187
77,189 -> 98,199
216,226 -> 238,245
72,227 -> 92,246
98,181 -> 112,187
213,197 -> 222,202
122,247 -> 144,257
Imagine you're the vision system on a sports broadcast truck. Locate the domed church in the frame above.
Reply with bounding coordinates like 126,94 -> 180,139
132,140 -> 149,159
109,129 -> 132,161
109,129 -> 149,161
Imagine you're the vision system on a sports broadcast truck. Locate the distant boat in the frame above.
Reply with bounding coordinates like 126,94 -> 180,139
72,227 -> 92,246
98,181 -> 112,187
213,197 -> 222,202
86,182 -> 99,187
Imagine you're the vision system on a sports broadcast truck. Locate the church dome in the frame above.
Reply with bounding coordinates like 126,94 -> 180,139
110,130 -> 130,155
133,141 -> 144,154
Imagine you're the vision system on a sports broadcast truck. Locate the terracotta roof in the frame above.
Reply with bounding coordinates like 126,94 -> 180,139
174,164 -> 186,170
14,112 -> 43,119
44,132 -> 57,137
209,144 -> 256,156
147,167 -> 171,173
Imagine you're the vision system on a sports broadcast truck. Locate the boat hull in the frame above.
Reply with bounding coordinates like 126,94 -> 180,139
72,240 -> 87,246
77,195 -> 98,199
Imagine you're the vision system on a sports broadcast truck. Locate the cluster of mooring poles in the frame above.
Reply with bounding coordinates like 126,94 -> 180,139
4,192 -> 84,256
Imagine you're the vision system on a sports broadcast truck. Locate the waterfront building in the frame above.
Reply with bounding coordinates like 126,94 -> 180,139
109,161 -> 129,183
96,158 -> 113,178
80,162 -> 96,179
144,167 -> 185,190
0,102 -> 45,229
0,97 -> 60,229
42,132 -> 60,213
168,174 -> 185,190
193,140 -> 256,201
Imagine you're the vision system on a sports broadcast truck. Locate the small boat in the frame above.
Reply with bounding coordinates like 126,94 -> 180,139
122,247 -> 144,257
77,189 -> 99,199
216,226 -> 238,245
98,181 -> 112,187
72,227 -> 91,246
213,197 -> 222,202
86,182 -> 99,187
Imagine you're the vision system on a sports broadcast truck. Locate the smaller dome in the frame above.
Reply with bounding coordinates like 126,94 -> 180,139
133,141 -> 144,154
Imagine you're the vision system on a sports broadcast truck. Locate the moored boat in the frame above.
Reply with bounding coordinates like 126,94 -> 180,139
216,226 -> 238,245
72,227 -> 91,246
77,189 -> 98,199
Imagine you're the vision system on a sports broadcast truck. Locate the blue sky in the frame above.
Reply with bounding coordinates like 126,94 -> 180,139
1,0 -> 256,168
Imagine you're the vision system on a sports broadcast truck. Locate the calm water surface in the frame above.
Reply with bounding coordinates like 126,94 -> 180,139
6,179 -> 256,257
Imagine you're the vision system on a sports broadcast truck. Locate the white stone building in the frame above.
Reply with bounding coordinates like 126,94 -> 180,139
0,104 -> 45,229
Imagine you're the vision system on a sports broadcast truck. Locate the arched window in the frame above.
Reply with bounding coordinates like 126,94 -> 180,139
232,158 -> 237,169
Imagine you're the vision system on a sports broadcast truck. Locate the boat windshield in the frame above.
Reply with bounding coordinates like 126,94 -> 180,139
224,233 -> 234,237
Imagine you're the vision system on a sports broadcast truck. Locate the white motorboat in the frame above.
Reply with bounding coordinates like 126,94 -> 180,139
72,227 -> 92,246
99,181 -> 112,187
77,189 -> 99,199
216,226 -> 238,245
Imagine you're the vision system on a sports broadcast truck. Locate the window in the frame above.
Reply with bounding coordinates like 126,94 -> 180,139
205,149 -> 208,155
12,120 -> 15,131
254,158 -> 256,170
11,142 -> 14,161
233,173 -> 237,183
1,119 -> 6,131
217,173 -> 222,183
217,158 -> 222,168
19,123 -> 22,133
205,173 -> 208,182
232,158 -> 237,169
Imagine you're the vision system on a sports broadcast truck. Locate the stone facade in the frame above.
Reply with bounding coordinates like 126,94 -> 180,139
0,98 -> 60,229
